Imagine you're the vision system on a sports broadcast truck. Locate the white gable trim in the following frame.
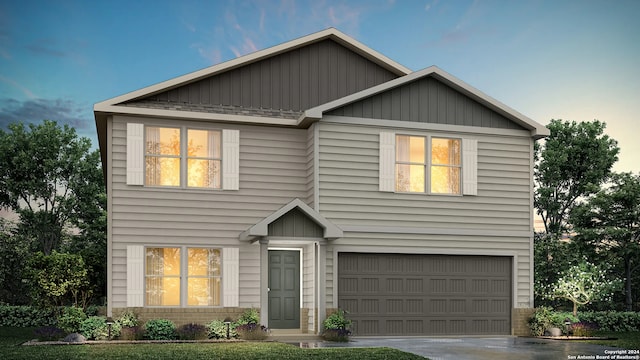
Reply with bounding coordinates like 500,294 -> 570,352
239,198 -> 343,241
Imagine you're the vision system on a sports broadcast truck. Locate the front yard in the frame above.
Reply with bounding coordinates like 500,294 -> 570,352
0,327 -> 424,360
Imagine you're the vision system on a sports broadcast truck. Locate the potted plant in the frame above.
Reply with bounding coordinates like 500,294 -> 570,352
322,309 -> 352,342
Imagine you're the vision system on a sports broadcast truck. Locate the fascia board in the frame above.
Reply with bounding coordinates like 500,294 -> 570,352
94,104 -> 299,126
94,28 -> 410,108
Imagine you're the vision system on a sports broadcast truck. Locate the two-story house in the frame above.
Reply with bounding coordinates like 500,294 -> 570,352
94,28 -> 548,336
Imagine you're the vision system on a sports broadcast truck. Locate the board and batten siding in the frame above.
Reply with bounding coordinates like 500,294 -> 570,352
110,115 -> 310,308
326,76 -> 525,130
131,39 -> 397,112
317,121 -> 534,307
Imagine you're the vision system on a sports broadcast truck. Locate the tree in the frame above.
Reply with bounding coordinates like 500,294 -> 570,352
546,261 -> 621,316
533,120 -> 619,305
0,120 -> 103,255
26,251 -> 90,308
0,218 -> 31,304
534,120 -> 619,237
571,172 -> 640,311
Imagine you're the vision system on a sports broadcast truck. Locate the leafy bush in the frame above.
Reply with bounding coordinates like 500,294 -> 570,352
116,309 -> 139,328
58,306 -> 87,334
322,309 -> 352,341
578,312 -> 640,332
26,251 -> 90,308
237,308 -> 260,325
207,319 -> 238,339
0,305 -> 58,327
528,307 -> 556,336
144,319 -> 177,340
529,309 -> 640,336
177,323 -> 208,340
33,326 -> 65,341
79,316 -> 121,340
236,323 -> 269,340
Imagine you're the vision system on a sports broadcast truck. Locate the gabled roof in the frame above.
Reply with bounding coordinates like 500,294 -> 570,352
301,66 -> 550,139
94,28 -> 410,113
94,28 -> 412,168
239,198 -> 343,241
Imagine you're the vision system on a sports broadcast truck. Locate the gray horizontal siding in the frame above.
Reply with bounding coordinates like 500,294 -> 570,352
110,115 -> 311,308
133,39 -> 397,112
327,76 -> 525,130
317,122 -> 533,232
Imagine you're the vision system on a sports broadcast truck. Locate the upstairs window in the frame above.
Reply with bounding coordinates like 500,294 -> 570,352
187,129 -> 221,189
431,138 -> 461,194
394,135 -> 461,195
146,127 -> 181,187
144,127 -> 222,189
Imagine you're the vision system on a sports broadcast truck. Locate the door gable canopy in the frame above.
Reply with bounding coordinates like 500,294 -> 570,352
240,198 -> 343,241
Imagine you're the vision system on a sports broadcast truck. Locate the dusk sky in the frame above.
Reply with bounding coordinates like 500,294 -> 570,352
1,0 -> 638,173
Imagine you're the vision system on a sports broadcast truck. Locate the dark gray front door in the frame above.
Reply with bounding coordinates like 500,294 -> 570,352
268,250 -> 300,329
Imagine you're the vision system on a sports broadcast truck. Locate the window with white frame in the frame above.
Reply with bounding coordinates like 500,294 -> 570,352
145,127 -> 221,188
378,131 -> 478,195
394,135 -> 462,195
145,247 -> 221,306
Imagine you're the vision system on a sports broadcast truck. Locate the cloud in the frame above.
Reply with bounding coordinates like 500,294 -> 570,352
0,76 -> 36,99
0,98 -> 93,135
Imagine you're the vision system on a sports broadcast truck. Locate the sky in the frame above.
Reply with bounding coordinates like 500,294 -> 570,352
1,0 -> 638,173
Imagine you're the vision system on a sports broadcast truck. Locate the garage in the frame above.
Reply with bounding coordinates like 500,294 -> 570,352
338,253 -> 512,336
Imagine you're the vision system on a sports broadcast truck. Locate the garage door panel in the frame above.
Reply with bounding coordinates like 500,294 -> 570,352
338,253 -> 512,336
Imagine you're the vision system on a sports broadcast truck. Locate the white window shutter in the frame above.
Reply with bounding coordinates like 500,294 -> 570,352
463,138 -> 478,196
126,123 -> 145,185
222,129 -> 240,190
222,247 -> 239,307
126,245 -> 144,307
379,132 -> 396,192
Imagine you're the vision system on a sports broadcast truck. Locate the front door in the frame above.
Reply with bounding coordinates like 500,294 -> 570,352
268,250 -> 300,329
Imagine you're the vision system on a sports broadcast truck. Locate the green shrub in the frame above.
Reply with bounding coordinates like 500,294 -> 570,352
0,305 -> 57,327
144,319 -> 177,340
177,323 -> 208,340
207,319 -> 238,339
322,309 -> 352,341
578,312 -> 640,332
58,306 -> 87,334
80,316 -> 121,340
237,308 -> 260,325
528,307 -> 555,336
116,309 -> 139,328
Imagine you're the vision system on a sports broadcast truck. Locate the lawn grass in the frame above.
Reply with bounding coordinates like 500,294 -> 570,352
578,331 -> 640,350
0,327 -> 425,360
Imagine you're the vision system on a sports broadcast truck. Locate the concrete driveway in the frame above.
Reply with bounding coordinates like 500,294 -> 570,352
291,336 -> 621,359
